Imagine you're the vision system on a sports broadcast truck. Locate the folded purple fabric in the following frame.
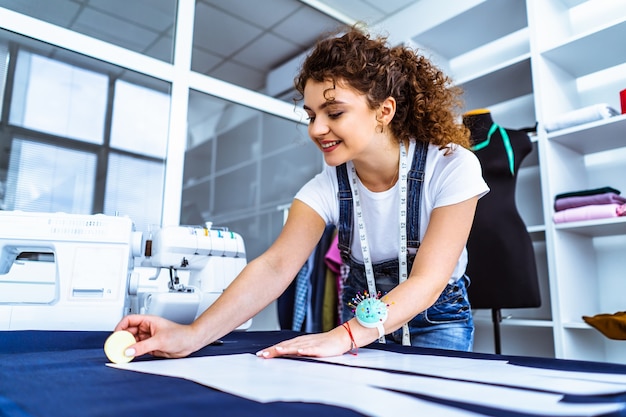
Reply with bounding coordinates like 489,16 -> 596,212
553,203 -> 624,223
555,192 -> 626,211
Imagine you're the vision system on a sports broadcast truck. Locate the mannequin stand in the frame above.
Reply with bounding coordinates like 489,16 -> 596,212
492,308 -> 502,354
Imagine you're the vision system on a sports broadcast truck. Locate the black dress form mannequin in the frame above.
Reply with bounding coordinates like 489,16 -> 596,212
463,109 -> 540,354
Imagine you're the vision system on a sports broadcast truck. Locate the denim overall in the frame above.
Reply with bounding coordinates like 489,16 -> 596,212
337,141 -> 474,351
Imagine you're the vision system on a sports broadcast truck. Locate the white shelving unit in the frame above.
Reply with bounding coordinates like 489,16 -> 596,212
411,0 -> 626,363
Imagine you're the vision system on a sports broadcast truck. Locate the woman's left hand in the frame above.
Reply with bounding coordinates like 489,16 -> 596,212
256,327 -> 352,358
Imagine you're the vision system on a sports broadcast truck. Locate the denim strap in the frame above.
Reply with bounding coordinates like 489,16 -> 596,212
406,140 -> 428,250
336,162 -> 352,263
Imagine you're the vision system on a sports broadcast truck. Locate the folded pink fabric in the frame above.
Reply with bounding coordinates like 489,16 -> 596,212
555,192 -> 626,211
553,203 -> 625,223
324,234 -> 342,274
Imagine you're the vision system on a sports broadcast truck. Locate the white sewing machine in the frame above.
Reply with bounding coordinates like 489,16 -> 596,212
127,224 -> 251,329
0,211 -> 251,331
0,211 -> 142,330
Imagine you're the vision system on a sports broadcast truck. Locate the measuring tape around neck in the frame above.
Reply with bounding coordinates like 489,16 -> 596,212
348,141 -> 411,345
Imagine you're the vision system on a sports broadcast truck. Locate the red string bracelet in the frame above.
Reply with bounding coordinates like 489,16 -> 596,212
342,322 -> 358,355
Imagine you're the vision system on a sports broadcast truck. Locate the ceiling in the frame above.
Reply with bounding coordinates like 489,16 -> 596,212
0,0 -> 418,95
192,0 -> 417,94
0,0 -> 532,110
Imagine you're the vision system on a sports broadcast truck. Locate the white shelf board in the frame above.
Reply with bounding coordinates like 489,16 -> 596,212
555,216 -> 626,237
411,0 -> 527,60
528,225 -> 546,242
541,20 -> 626,77
563,321 -> 595,330
547,114 -> 626,155
460,58 -> 533,109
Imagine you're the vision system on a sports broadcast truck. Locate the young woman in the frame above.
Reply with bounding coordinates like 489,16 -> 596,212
114,26 -> 489,360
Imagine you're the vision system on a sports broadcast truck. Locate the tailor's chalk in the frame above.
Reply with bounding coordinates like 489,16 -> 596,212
104,330 -> 136,364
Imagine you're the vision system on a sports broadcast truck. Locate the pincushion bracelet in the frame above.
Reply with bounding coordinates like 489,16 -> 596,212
353,294 -> 388,339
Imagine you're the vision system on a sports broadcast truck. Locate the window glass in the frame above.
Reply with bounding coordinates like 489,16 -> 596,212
3,139 -> 96,213
0,41 -> 8,120
10,51 -> 108,144
110,79 -> 170,158
0,29 -> 169,233
0,0 -> 177,63
104,153 -> 164,233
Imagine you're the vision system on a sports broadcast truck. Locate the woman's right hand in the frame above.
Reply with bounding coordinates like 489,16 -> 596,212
114,314 -> 202,359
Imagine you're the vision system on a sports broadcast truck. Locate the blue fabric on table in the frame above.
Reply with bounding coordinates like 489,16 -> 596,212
2,330 -> 626,417
0,331 -> 364,417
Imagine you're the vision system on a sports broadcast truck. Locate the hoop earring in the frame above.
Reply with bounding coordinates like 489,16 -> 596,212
376,122 -> 384,134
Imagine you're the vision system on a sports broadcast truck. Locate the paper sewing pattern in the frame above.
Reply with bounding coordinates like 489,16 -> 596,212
109,349 -> 626,417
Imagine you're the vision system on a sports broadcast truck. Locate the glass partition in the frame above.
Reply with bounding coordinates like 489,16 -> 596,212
183,89 -> 319,259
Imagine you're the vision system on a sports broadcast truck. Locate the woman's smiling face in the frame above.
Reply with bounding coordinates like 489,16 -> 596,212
303,79 -> 381,167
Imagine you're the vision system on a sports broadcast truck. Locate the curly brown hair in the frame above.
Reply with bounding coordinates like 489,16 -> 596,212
294,25 -> 470,149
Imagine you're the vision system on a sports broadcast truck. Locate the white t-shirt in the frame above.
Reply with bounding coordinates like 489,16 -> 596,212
294,141 -> 490,281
